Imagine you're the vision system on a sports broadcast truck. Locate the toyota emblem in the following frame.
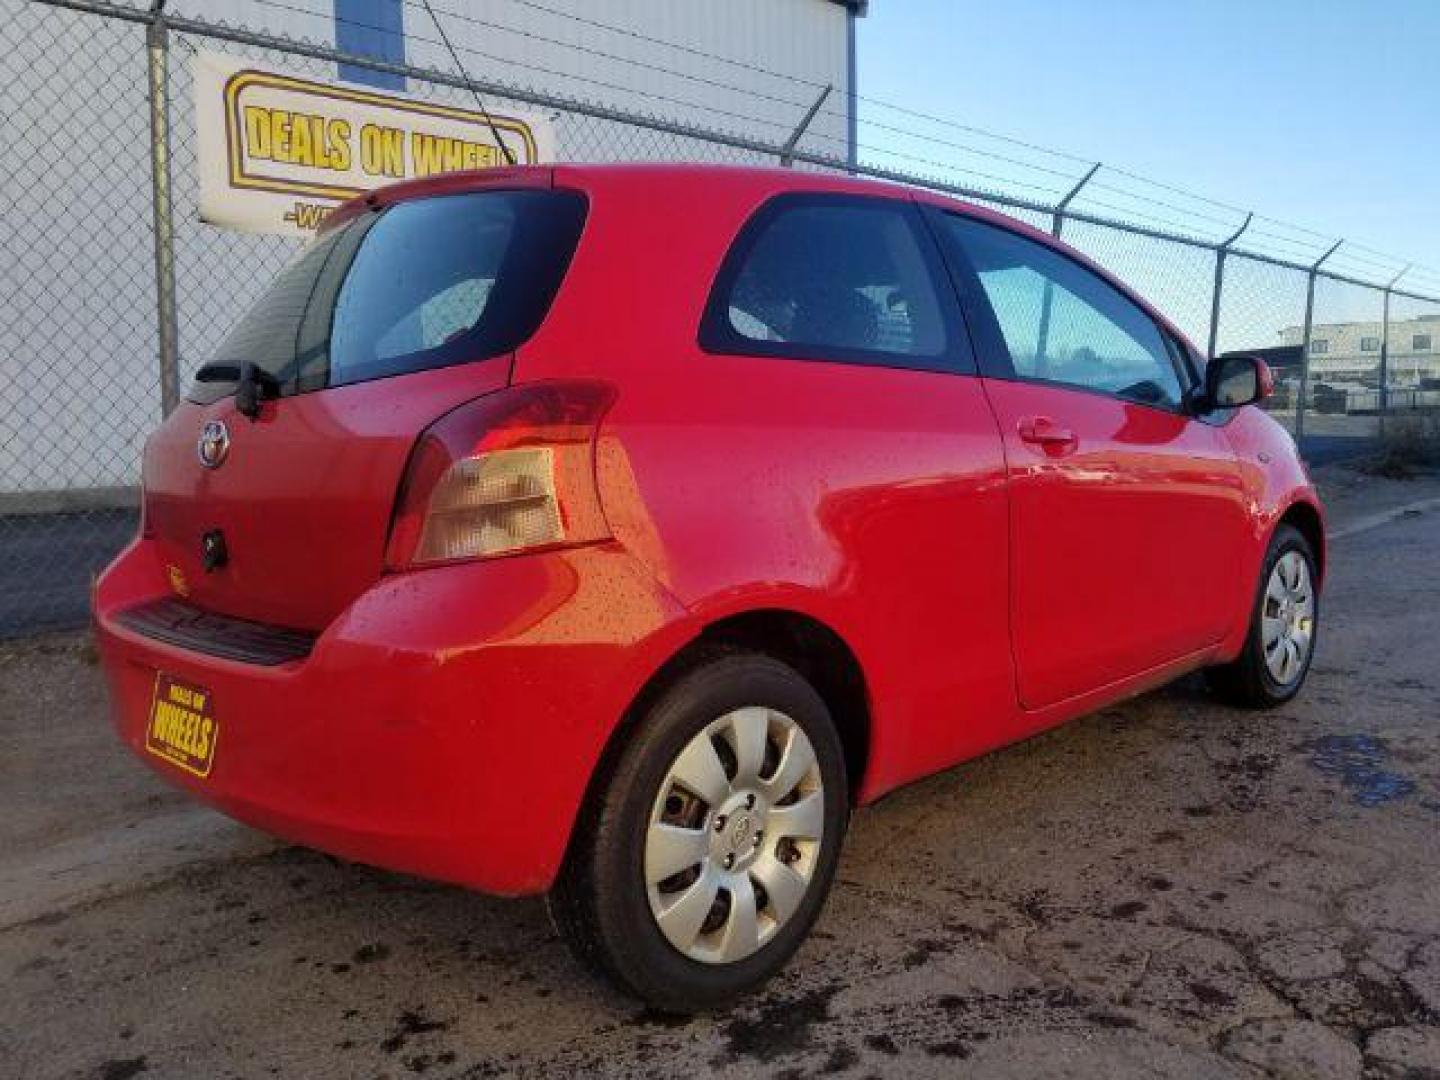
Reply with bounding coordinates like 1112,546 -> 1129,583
197,420 -> 230,469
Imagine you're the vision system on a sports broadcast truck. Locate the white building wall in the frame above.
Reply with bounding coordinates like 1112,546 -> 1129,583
404,0 -> 853,160
1279,315 -> 1440,382
2,0 -> 855,498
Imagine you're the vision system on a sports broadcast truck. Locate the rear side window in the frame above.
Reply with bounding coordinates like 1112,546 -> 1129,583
700,194 -> 970,372
190,189 -> 586,401
939,213 -> 1183,409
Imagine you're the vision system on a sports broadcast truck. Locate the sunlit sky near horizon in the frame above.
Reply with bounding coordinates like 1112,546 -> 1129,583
856,0 -> 1439,297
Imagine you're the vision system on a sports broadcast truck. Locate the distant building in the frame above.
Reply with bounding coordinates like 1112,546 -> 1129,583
1220,344 -> 1303,377
1279,314 -> 1440,384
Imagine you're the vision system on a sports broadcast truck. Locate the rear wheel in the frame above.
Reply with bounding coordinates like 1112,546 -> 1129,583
1206,524 -> 1319,707
549,653 -> 848,1011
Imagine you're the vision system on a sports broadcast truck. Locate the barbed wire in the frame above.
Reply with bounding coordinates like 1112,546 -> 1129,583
50,0 -> 1440,251
400,0 -> 1269,241
240,0 -> 1083,205
254,0 -> 1089,196
55,0 -> 1440,290
451,0 -> 1438,273
228,0 -> 1436,273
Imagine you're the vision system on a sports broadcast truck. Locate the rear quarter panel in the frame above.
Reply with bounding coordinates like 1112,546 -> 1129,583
594,359 -> 1015,799
515,169 -> 1019,800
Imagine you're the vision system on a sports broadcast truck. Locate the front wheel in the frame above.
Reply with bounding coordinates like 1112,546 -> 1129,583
1206,523 -> 1320,707
549,652 -> 849,1012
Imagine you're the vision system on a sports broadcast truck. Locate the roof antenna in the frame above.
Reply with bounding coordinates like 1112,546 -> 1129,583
418,0 -> 517,166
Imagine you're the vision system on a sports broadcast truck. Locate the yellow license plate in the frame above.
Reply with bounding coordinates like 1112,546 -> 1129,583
145,673 -> 219,779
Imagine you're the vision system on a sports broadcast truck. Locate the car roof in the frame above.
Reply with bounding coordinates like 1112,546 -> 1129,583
321,163 -> 914,226
321,163 -> 1200,358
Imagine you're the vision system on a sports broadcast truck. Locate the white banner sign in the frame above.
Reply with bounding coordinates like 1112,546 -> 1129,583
194,51 -> 555,236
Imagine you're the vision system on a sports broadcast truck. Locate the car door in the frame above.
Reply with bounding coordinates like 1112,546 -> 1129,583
927,208 -> 1247,711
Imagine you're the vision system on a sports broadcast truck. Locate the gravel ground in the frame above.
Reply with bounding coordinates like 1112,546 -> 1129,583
3,465 -> 1440,1080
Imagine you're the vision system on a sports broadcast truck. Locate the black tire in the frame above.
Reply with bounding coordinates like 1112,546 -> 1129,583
549,651 -> 849,1012
1206,524 -> 1319,707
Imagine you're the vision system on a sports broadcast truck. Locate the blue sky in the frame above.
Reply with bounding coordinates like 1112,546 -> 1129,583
857,0 -> 1438,293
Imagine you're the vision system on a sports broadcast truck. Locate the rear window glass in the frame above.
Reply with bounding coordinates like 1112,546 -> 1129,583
329,190 -> 585,385
190,189 -> 586,401
191,222 -> 365,404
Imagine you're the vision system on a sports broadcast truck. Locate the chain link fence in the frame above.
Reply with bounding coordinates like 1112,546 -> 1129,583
3,0 -> 1439,636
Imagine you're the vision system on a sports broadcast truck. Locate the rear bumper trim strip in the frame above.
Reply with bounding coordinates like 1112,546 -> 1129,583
113,597 -> 317,666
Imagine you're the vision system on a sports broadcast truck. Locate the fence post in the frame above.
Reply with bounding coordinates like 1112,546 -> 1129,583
1032,162 -> 1101,371
146,0 -> 180,416
1295,239 -> 1343,445
1379,265 -> 1409,421
779,84 -> 832,168
1204,212 -> 1253,363
1051,161 -> 1101,238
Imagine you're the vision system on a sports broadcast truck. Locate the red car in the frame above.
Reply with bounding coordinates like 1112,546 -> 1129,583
94,164 -> 1324,1010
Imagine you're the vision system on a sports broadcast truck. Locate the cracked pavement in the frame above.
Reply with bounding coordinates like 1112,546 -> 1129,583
3,465 -> 1439,1079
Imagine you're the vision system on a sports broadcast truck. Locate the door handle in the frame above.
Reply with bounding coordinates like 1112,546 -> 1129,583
1017,416 -> 1077,449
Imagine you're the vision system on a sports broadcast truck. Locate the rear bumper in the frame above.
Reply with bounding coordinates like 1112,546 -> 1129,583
93,537 -> 687,895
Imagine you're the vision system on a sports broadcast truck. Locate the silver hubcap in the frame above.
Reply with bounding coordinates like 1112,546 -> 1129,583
1262,551 -> 1315,685
644,707 -> 824,965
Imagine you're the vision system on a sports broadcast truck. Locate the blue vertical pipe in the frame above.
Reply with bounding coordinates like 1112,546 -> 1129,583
334,0 -> 406,91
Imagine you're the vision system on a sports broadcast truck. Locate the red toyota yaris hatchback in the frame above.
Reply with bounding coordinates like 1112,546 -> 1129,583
94,164 -> 1324,1010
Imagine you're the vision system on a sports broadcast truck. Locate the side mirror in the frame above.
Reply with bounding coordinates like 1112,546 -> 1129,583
1203,355 -> 1273,411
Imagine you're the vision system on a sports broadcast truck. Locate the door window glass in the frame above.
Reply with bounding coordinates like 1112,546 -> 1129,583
942,214 -> 1182,408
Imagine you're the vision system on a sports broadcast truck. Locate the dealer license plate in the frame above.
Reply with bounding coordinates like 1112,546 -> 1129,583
145,673 -> 218,778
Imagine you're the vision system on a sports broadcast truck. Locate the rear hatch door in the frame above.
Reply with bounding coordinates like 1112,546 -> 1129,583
142,184 -> 587,631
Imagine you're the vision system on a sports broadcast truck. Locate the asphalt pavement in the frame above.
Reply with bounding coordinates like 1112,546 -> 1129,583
0,509 -> 136,638
2,468 -> 1439,1078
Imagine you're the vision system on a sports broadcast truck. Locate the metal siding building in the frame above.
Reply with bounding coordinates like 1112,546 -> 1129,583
2,0 -> 861,498
165,0 -> 861,163
400,0 -> 858,163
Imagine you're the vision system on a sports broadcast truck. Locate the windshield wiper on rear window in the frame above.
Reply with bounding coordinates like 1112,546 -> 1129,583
193,361 -> 282,420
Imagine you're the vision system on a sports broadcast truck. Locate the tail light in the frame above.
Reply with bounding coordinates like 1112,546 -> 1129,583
385,381 -> 615,570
